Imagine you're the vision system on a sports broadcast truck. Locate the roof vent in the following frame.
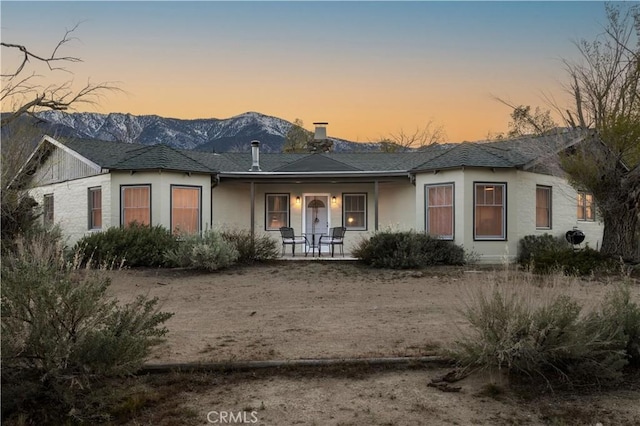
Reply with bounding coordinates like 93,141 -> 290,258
250,140 -> 261,171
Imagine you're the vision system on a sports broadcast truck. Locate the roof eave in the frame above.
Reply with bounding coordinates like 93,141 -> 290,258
218,170 -> 410,179
9,135 -> 102,188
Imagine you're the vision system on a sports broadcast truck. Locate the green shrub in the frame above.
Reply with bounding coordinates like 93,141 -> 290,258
533,246 -> 618,275
450,278 -> 635,386
518,234 -> 617,275
353,231 -> 464,269
74,223 -> 178,267
517,233 -> 568,267
1,232 -> 173,422
165,230 -> 239,271
221,229 -> 279,264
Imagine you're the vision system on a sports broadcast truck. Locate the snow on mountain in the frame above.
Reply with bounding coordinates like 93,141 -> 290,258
34,111 -> 379,152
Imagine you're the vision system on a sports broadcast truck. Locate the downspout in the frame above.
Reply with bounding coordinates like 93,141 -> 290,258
374,180 -> 379,231
210,174 -> 219,231
250,181 -> 255,239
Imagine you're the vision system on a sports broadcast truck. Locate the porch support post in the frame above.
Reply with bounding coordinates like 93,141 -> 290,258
374,180 -> 379,231
250,181 -> 255,239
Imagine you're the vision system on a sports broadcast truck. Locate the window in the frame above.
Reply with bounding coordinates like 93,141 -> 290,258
121,185 -> 150,226
536,186 -> 551,229
43,194 -> 54,227
171,186 -> 201,235
88,187 -> 102,230
265,194 -> 289,230
474,183 -> 506,240
425,184 -> 454,239
577,191 -> 595,221
343,193 -> 367,230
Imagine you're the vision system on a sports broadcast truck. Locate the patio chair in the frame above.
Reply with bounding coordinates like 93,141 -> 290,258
318,226 -> 346,257
279,227 -> 309,257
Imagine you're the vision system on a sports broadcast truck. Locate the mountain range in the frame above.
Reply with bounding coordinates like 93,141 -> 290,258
3,111 -> 378,153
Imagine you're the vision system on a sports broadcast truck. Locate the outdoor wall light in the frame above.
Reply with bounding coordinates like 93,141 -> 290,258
332,196 -> 337,204
295,196 -> 301,205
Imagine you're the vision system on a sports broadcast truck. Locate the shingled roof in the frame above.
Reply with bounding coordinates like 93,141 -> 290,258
48,129 -> 587,175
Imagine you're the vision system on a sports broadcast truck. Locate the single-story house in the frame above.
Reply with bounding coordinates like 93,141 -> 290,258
13,125 -> 604,262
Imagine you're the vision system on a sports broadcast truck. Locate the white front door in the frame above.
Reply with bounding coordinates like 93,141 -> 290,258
303,194 -> 330,251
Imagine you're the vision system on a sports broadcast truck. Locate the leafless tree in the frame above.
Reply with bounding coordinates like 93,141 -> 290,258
492,99 -> 559,138
1,24 -> 118,128
559,4 -> 640,260
378,120 -> 446,152
1,24 -> 118,244
495,4 -> 639,260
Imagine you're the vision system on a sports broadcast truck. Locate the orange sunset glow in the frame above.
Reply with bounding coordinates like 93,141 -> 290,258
1,2 -> 608,143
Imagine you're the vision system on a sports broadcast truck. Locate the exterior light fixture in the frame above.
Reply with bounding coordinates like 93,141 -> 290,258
332,196 -> 337,204
296,196 -> 301,205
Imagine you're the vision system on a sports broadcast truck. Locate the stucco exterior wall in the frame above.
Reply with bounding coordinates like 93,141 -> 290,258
378,181 -> 415,232
109,171 -> 212,232
413,168 -> 604,263
28,173 -> 112,246
211,181 -> 414,253
211,183 -> 251,230
515,170 -> 603,250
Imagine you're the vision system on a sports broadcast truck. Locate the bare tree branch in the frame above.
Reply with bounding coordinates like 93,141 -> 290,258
1,22 -> 119,129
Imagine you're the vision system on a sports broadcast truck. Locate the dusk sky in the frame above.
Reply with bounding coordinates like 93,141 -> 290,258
2,1 -> 611,143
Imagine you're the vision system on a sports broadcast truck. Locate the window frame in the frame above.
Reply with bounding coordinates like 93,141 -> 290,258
577,190 -> 596,222
473,182 -> 507,241
170,185 -> 202,235
264,193 -> 290,231
424,183 -> 455,240
535,185 -> 552,230
88,186 -> 102,230
342,193 -> 367,231
120,184 -> 152,227
43,193 -> 54,227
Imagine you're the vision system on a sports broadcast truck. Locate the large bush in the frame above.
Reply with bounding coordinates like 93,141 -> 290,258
517,233 -> 568,267
353,231 -> 465,269
165,230 -> 239,271
518,234 -> 618,275
221,229 -> 279,264
1,232 -> 173,422
74,223 -> 178,267
451,277 -> 639,386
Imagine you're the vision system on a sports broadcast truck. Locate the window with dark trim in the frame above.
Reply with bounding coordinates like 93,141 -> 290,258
425,183 -> 454,239
121,185 -> 151,226
171,185 -> 201,235
474,183 -> 506,240
88,187 -> 102,230
265,194 -> 289,230
577,191 -> 595,221
343,193 -> 367,230
43,194 -> 54,227
536,186 -> 551,229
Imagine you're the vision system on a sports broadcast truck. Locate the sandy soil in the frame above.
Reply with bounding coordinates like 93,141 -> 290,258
106,262 -> 640,425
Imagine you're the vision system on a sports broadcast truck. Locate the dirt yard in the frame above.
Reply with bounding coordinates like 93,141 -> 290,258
106,262 -> 640,425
